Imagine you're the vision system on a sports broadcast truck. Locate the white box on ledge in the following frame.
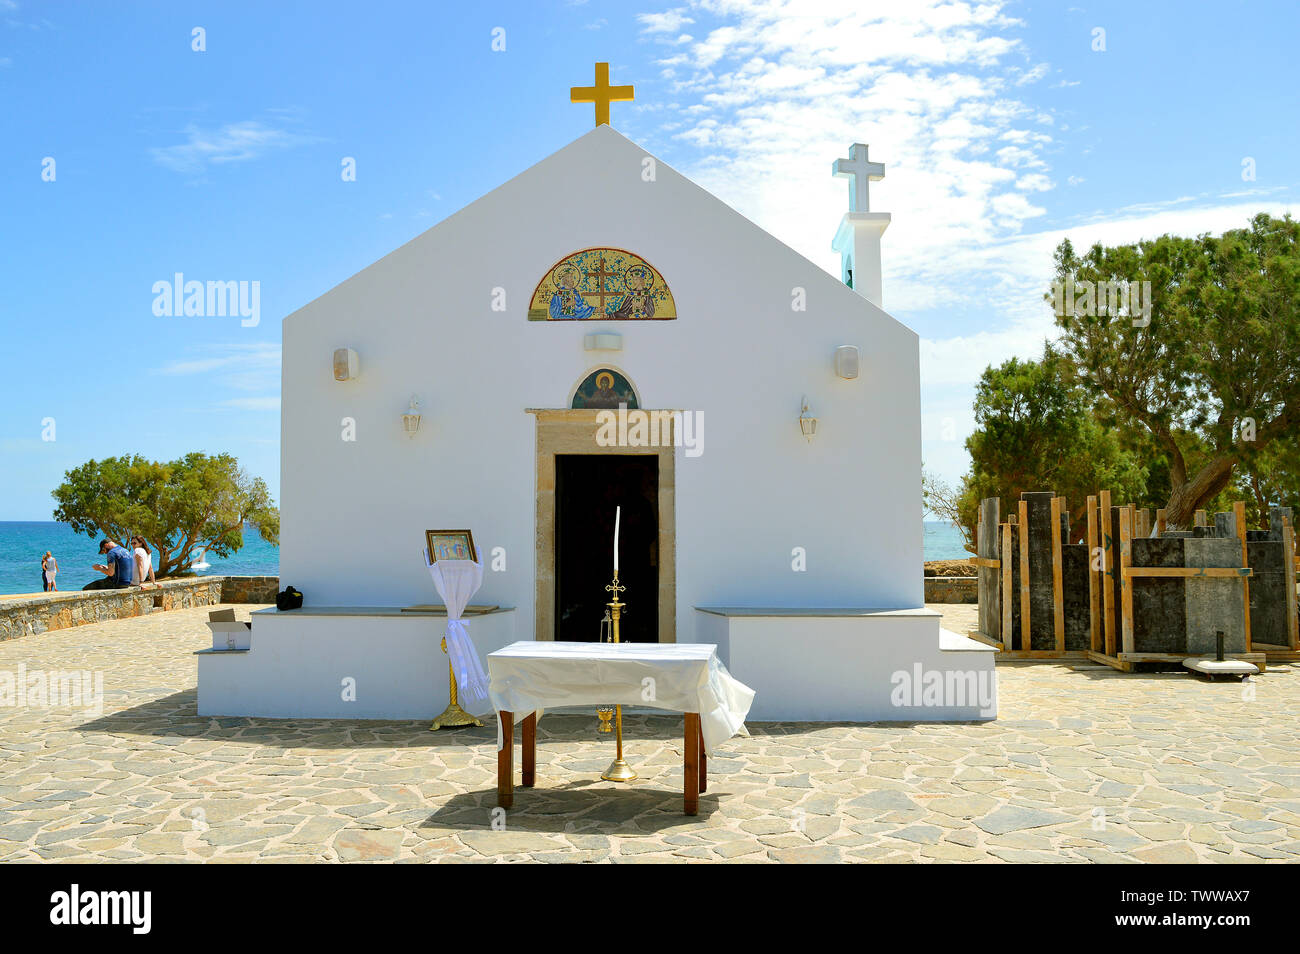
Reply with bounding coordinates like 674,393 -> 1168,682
208,621 -> 252,652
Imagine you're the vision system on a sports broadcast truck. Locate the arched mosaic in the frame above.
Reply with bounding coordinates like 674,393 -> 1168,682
528,247 -> 676,321
571,368 -> 639,409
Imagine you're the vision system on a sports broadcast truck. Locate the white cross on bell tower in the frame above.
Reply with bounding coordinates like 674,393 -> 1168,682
830,142 -> 891,308
832,143 -> 885,213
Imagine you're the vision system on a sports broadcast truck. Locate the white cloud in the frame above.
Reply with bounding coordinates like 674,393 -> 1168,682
635,2 -> 1297,489
155,343 -> 281,414
638,9 -> 695,33
151,120 -> 313,173
156,342 -> 280,378
221,396 -> 281,411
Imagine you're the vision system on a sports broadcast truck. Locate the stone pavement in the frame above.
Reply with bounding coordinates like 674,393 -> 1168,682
0,604 -> 1297,863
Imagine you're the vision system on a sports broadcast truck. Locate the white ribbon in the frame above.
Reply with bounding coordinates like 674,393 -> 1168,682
424,551 -> 490,706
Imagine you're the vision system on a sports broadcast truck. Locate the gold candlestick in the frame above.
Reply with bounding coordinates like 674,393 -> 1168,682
430,635 -> 484,730
600,572 -> 637,782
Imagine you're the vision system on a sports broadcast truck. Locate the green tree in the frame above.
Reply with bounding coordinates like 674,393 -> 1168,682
52,452 -> 279,577
1050,213 -> 1300,528
922,467 -> 975,554
958,348 -> 1148,543
1232,431 -> 1300,528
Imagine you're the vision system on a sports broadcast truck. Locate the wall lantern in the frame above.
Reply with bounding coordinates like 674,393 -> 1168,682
798,396 -> 818,442
402,395 -> 422,438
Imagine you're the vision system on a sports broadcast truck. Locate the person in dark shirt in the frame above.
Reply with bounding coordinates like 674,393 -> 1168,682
89,538 -> 135,590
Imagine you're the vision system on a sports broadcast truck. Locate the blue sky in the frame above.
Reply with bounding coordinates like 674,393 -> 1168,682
2,0 -> 1297,519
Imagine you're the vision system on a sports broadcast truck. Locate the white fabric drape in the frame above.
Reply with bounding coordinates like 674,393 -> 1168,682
487,641 -> 755,755
424,556 -> 489,707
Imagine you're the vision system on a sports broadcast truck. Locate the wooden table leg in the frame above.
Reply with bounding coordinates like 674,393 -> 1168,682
698,719 -> 707,794
522,712 -> 536,787
497,711 -> 514,809
684,712 -> 700,816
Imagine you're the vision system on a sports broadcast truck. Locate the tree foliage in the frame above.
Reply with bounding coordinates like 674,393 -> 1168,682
922,467 -> 975,554
957,348 -> 1148,543
1050,213 -> 1300,528
52,452 -> 279,577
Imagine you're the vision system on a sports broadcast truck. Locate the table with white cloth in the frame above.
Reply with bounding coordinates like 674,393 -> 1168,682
487,641 -> 755,815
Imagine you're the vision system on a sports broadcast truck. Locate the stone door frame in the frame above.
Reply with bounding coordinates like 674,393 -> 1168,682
528,408 -> 676,643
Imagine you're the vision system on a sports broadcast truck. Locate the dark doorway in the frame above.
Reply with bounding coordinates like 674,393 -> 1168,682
555,454 -> 659,642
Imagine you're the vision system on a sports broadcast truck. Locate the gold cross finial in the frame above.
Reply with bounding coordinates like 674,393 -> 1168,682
571,62 -> 634,127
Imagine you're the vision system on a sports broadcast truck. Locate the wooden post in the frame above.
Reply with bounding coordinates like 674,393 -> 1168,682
1194,510 -> 1208,528
521,712 -> 536,787
1119,507 -> 1135,655
497,711 -> 514,808
1283,516 -> 1299,651
1018,498 -> 1031,652
1050,495 -> 1065,652
1100,490 -> 1116,656
1233,501 -> 1252,652
976,498 -> 1001,642
1000,522 -> 1013,644
1137,508 -> 1151,538
698,720 -> 707,794
1156,509 -> 1167,535
684,713 -> 700,816
1086,494 -> 1100,653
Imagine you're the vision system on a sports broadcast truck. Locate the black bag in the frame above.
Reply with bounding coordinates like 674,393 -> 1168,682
276,586 -> 304,611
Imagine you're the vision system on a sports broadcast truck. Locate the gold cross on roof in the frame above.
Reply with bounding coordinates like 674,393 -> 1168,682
571,62 -> 634,127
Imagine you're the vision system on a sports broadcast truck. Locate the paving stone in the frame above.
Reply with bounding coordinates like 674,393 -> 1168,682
974,806 -> 1074,836
0,603 -> 1295,864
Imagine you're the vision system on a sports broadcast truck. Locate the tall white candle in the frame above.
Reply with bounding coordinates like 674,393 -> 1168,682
614,506 -> 621,572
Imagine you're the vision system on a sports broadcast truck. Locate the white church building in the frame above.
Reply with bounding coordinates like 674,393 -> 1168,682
198,81 -> 995,723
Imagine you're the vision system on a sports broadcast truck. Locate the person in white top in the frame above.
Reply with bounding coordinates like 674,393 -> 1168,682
42,551 -> 58,591
130,536 -> 157,587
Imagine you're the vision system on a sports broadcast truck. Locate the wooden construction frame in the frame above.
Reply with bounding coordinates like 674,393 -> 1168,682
1100,491 -> 1116,656
1050,495 -> 1065,652
1086,494 -> 1100,653
1018,499 -> 1031,652
1234,501 -> 1253,651
974,488 -> 1279,670
1001,522 -> 1013,647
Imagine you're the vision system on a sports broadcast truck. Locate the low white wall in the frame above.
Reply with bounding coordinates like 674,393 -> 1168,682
695,609 -> 997,722
197,609 -> 517,720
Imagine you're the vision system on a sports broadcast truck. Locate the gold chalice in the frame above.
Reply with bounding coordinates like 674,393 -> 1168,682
596,706 -> 615,733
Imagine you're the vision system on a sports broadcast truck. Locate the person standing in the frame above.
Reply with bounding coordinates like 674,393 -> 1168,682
42,551 -> 58,592
131,536 -> 156,587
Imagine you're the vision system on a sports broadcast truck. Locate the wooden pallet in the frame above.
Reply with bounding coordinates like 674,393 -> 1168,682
966,630 -> 1004,651
1252,642 -> 1300,663
1087,649 -> 1267,673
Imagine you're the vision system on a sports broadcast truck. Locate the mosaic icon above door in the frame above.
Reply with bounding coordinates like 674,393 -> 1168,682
528,247 -> 676,321
571,368 -> 639,409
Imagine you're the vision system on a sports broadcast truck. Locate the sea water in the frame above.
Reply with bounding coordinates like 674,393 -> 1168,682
0,522 -> 281,595
0,520 -> 969,595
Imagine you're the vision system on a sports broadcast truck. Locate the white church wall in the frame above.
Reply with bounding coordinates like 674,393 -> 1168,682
278,127 -> 923,635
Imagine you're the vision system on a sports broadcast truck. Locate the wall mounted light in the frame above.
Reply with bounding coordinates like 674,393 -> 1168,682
402,395 -> 422,438
798,396 -> 818,442
835,345 -> 860,380
584,331 -> 623,351
333,348 -> 359,381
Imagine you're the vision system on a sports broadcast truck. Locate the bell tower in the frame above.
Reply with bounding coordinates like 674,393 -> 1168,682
831,143 -> 891,309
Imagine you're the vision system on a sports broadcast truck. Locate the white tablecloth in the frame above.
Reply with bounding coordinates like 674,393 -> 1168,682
487,641 -> 755,755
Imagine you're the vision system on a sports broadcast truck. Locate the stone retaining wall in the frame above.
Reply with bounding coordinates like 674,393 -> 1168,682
219,576 -> 280,604
924,576 -> 977,603
0,576 -> 279,642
